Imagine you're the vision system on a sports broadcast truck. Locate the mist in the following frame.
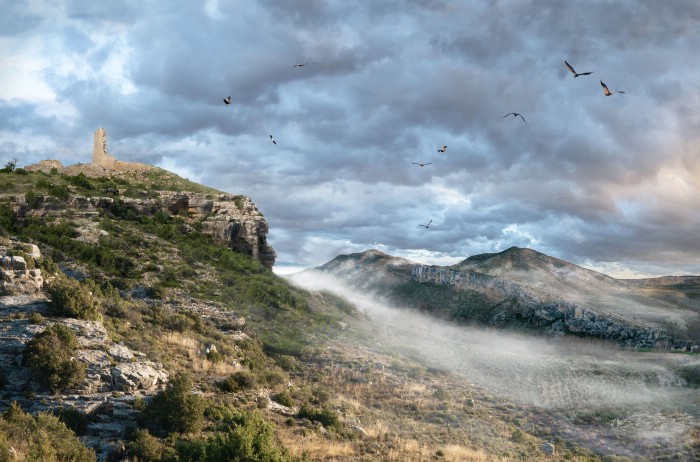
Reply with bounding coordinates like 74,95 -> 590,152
288,269 -> 700,452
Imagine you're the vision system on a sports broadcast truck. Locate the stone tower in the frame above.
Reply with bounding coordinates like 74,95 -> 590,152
92,127 -> 117,167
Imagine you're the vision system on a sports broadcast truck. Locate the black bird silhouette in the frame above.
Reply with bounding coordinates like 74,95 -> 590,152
418,220 -> 433,229
600,80 -> 625,96
292,63 -> 308,67
412,162 -> 433,167
223,96 -> 232,105
269,134 -> 276,145
565,60 -> 593,78
437,146 -> 447,153
503,112 -> 527,124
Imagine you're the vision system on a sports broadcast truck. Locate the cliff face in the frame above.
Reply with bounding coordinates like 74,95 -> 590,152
160,192 -> 276,269
12,191 -> 276,270
410,265 -> 672,348
313,249 -> 700,348
24,126 -> 276,269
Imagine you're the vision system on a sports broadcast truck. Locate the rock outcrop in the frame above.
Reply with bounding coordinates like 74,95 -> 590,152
0,241 -> 44,295
411,265 -> 671,347
22,128 -> 275,268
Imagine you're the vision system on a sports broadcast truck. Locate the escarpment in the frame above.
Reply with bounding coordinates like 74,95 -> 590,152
22,128 -> 275,269
312,249 -> 700,348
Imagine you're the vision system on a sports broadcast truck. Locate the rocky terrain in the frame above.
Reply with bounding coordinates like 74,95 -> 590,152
0,148 -> 697,461
16,172 -> 276,271
311,247 -> 700,348
0,242 -> 169,457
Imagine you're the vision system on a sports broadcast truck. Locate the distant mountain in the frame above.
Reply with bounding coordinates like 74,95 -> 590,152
312,247 -> 700,348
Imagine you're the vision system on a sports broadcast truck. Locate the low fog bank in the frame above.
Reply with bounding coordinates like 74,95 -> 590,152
288,270 -> 699,446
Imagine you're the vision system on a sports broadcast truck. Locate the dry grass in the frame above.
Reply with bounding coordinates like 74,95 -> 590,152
283,434 -> 356,460
440,444 -> 506,461
163,331 -> 198,350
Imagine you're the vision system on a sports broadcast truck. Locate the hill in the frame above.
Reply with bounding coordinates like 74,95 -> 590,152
0,156 -> 697,461
312,247 -> 700,348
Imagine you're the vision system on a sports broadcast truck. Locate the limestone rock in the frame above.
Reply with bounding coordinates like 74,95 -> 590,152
111,362 -> 169,391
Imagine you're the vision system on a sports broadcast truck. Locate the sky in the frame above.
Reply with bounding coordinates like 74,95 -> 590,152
1,0 -> 699,278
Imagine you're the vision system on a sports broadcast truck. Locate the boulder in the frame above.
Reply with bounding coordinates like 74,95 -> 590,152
540,442 -> 555,455
108,343 -> 135,362
112,362 -> 168,391
23,244 -> 41,260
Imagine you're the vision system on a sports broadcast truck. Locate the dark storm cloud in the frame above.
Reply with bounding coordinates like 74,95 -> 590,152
2,0 -> 699,275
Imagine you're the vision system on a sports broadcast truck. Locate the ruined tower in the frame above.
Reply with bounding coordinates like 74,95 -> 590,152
92,127 -> 117,167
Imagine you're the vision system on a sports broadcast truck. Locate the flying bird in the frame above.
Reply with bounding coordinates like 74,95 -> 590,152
412,162 -> 433,167
418,220 -> 433,229
437,146 -> 447,153
223,96 -> 232,105
565,60 -> 593,78
503,112 -> 527,124
269,134 -> 276,145
600,80 -> 625,96
292,63 -> 308,67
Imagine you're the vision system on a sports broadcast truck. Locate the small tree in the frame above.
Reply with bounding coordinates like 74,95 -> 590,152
138,373 -> 206,435
47,274 -> 101,321
0,158 -> 17,173
23,324 -> 86,393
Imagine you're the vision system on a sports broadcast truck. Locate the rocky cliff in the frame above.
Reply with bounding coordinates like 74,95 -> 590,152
5,190 -> 275,270
23,128 -> 275,269
313,249 -> 700,348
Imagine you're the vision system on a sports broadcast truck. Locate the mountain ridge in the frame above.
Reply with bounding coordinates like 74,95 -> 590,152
310,248 -> 700,348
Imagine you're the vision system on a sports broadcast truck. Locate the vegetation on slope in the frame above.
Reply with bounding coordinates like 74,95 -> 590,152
1,166 -> 695,461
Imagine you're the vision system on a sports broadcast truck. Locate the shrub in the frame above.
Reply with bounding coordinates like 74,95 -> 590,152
297,404 -> 340,430
0,403 -> 95,462
28,311 -> 45,324
0,203 -> 17,235
174,410 -> 296,462
128,429 -> 167,461
138,373 -> 206,435
68,172 -> 94,190
23,324 -> 86,393
47,183 -> 70,200
53,407 -> 89,436
218,371 -> 257,393
25,189 -> 40,209
47,274 -> 101,320
272,390 -> 295,408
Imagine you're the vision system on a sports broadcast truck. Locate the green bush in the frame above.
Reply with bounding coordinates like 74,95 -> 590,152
272,390 -> 295,408
68,172 -> 94,190
174,410 -> 296,462
138,373 -> 206,435
28,311 -> 45,324
25,190 -> 40,209
53,407 -> 88,436
128,429 -> 167,461
297,404 -> 340,430
218,371 -> 257,393
23,324 -> 86,393
0,402 -> 95,462
47,183 -> 70,200
0,203 -> 17,235
47,274 -> 101,320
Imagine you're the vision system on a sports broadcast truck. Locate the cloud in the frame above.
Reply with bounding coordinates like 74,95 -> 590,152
1,1 -> 699,275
